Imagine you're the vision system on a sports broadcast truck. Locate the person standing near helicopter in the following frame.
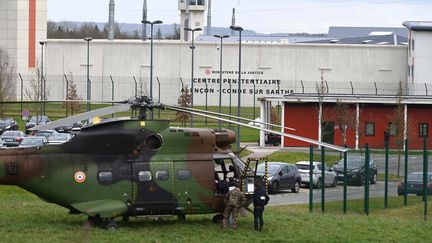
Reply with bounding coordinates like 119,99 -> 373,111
253,183 -> 269,231
221,182 -> 246,230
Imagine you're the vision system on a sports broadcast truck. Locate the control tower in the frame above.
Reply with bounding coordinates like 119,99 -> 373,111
178,0 -> 207,41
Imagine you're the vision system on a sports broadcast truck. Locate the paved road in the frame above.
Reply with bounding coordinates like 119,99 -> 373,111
268,181 -> 399,206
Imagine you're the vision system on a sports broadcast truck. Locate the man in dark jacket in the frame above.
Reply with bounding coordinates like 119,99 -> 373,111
253,183 -> 269,231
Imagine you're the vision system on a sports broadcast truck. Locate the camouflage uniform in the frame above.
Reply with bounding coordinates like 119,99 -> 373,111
221,187 -> 246,229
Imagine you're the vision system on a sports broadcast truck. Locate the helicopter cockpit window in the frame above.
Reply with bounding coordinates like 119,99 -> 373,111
155,170 -> 169,181
214,158 -> 238,181
177,170 -> 192,180
98,171 -> 113,182
145,134 -> 163,150
138,171 -> 152,181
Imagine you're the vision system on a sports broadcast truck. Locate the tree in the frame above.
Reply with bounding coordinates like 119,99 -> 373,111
156,27 -> 163,39
25,68 -> 43,120
333,102 -> 357,147
388,83 -> 416,177
167,23 -> 180,40
62,75 -> 82,116
270,106 -> 280,125
0,48 -> 15,117
175,85 -> 191,126
316,70 -> 329,144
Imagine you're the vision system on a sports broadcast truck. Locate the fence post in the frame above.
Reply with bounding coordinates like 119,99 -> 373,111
384,132 -> 389,208
364,144 -> 370,216
321,147 -> 325,213
19,73 -> 24,116
64,74 -> 69,117
423,136 -> 428,221
309,145 -> 313,213
343,150 -> 347,214
156,77 -> 161,119
110,76 -> 115,118
404,139 -> 408,206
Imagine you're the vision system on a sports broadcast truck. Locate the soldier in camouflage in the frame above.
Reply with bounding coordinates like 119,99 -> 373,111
221,182 -> 246,230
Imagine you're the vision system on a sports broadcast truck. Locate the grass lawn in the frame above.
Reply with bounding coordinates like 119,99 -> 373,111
267,151 -> 341,165
1,186 -> 432,242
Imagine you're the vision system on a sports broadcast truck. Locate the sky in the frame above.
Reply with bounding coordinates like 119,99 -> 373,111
47,0 -> 432,33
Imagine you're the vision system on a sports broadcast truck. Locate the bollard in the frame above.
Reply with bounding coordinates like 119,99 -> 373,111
321,147 -> 325,213
309,145 -> 313,213
364,144 -> 370,216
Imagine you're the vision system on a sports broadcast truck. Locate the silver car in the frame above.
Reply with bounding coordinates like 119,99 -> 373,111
295,161 -> 337,188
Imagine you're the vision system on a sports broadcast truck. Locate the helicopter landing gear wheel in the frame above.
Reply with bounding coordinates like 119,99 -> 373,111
177,213 -> 186,221
212,214 -> 224,224
88,215 -> 103,227
104,219 -> 119,230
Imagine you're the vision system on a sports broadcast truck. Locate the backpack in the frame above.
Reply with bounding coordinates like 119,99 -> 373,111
228,190 -> 241,207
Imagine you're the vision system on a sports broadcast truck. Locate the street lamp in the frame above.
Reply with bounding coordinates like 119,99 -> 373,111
230,25 -> 243,149
142,19 -> 163,119
214,34 -> 229,129
84,37 -> 92,112
39,41 -> 46,116
184,27 -> 202,127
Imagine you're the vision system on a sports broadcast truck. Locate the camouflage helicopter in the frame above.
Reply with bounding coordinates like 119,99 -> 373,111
0,96 -> 347,230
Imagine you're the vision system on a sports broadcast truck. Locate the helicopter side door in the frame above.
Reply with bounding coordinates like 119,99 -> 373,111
132,162 -> 174,208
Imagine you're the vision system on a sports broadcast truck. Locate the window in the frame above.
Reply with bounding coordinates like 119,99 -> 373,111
365,122 -> 375,136
419,123 -> 429,137
155,170 -> 169,180
98,171 -> 113,182
408,65 -> 410,77
389,123 -> 398,136
138,171 -> 152,181
412,39 -> 415,51
177,170 -> 192,180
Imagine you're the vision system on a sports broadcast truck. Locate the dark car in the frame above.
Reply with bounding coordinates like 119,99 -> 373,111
257,162 -> 301,194
257,133 -> 281,146
398,172 -> 432,196
332,156 -> 378,186
19,136 -> 47,148
55,121 -> 83,133
1,131 -> 25,147
25,116 -> 51,134
0,118 -> 19,135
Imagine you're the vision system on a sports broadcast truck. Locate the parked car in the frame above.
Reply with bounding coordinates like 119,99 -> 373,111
0,118 -> 19,134
332,156 -> 378,186
19,136 -> 47,148
398,172 -> 432,196
1,131 -> 25,147
257,162 -> 301,194
257,133 -> 281,146
296,161 -> 337,188
34,130 -> 58,139
47,133 -> 73,144
55,121 -> 83,133
25,116 -> 51,134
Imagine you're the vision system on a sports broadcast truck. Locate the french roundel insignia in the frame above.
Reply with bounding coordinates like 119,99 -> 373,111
74,171 -> 86,183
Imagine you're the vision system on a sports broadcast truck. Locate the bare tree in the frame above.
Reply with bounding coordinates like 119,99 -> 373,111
175,85 -> 191,126
0,48 -> 15,117
62,75 -> 82,116
270,106 -> 279,125
388,83 -> 416,177
316,70 -> 329,144
25,68 -> 43,120
333,102 -> 357,146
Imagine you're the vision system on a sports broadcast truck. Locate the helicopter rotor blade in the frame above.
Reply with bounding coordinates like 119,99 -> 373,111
166,105 -> 296,131
29,103 -> 131,131
167,106 -> 349,152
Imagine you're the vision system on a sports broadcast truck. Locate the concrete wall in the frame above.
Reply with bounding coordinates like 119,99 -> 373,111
40,39 -> 408,106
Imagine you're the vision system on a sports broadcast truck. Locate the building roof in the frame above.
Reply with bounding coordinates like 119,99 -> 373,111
196,35 -> 331,44
299,34 -> 408,45
328,26 -> 408,38
402,21 -> 432,31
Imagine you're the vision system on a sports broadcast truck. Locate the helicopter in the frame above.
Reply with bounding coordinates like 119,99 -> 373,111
0,96 -> 348,230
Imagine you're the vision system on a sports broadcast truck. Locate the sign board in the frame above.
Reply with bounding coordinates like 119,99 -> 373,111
22,110 -> 30,120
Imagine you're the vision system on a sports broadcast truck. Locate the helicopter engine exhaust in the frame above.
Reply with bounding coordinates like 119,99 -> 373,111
213,129 -> 236,150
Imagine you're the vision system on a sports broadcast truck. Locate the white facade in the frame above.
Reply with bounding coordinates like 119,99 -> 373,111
408,30 -> 432,85
38,39 -> 408,106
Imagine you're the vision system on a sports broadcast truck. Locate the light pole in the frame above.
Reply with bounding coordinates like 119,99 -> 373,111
184,27 -> 202,127
142,19 -> 163,119
84,37 -> 92,112
230,25 -> 243,149
39,41 -> 45,115
214,34 -> 229,129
